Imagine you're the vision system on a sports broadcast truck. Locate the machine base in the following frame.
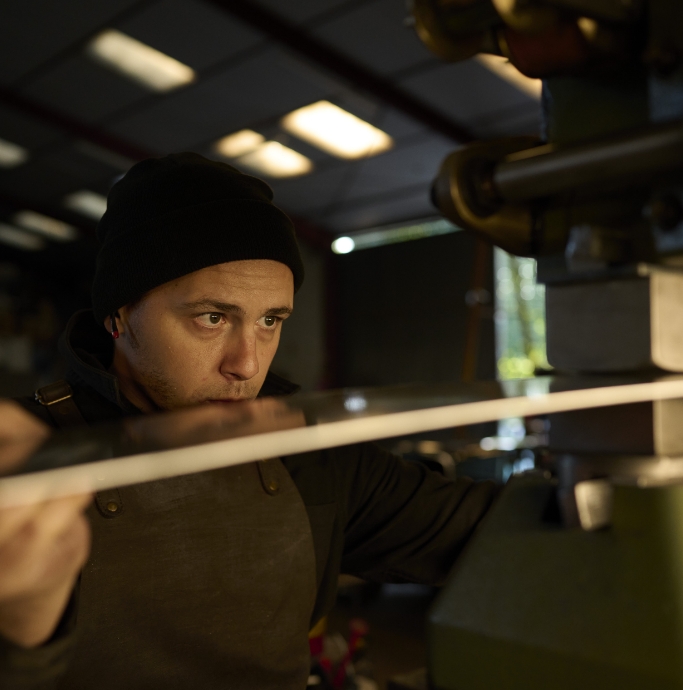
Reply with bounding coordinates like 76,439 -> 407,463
429,473 -> 683,689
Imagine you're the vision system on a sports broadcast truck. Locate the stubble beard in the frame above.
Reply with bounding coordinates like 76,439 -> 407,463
127,324 -> 260,410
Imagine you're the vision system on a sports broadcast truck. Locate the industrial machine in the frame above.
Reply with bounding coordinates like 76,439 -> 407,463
411,0 -> 683,687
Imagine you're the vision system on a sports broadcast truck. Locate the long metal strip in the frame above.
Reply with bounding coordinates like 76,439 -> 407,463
3,376 -> 683,508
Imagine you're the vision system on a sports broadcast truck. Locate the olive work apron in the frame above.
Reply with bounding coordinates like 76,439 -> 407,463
59,461 -> 317,690
38,382 -> 318,690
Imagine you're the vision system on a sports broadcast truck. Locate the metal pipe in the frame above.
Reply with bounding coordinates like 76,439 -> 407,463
493,120 -> 683,202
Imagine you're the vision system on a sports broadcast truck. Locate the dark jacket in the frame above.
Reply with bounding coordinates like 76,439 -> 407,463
2,310 -> 498,685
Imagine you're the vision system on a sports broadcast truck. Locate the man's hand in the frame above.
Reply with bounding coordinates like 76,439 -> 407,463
0,401 -> 91,648
0,495 -> 91,648
0,400 -> 50,474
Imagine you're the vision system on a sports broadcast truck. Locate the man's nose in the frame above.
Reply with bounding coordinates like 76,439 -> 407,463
219,330 -> 259,382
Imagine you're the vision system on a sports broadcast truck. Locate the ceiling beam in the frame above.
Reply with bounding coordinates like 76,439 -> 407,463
0,86 -> 154,161
206,0 -> 476,144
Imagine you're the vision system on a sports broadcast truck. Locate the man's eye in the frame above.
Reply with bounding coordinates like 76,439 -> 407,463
197,313 -> 224,327
259,315 -> 279,329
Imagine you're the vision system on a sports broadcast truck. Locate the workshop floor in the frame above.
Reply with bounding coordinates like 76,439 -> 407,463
327,579 -> 436,689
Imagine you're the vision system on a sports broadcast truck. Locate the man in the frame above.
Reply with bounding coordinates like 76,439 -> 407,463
0,153 -> 497,689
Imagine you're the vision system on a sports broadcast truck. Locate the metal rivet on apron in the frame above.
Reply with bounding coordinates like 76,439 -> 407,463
95,489 -> 124,518
257,459 -> 282,495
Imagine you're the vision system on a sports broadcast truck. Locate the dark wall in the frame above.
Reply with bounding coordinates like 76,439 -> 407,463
336,231 -> 495,388
0,250 -> 93,397
270,241 -> 326,392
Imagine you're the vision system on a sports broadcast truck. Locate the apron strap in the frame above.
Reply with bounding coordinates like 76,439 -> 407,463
34,380 -> 122,518
35,380 -> 88,429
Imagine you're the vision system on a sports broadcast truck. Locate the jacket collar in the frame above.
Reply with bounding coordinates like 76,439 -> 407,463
59,310 -> 300,412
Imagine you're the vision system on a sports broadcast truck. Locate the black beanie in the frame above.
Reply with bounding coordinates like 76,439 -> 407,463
91,152 -> 304,323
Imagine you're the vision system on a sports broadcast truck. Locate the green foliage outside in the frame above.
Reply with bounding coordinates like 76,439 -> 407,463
494,248 -> 550,380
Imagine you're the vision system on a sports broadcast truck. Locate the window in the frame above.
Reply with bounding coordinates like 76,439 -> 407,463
494,248 -> 549,380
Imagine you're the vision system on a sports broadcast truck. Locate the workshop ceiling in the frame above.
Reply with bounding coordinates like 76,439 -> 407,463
0,0 -> 541,273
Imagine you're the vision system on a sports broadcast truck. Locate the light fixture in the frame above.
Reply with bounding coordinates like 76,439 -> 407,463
0,137 -> 28,168
0,223 -> 45,251
476,54 -> 542,100
331,237 -> 355,254
215,130 -> 265,159
64,190 -> 108,220
281,101 -> 394,159
331,218 -> 459,254
235,141 -> 313,178
87,29 -> 196,92
13,210 -> 78,241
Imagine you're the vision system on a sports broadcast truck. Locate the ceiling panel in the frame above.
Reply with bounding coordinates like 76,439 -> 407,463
72,141 -> 136,172
40,142 -> 125,186
313,0 -> 433,75
401,58 -> 538,135
0,0 -> 142,85
107,47 -> 334,152
0,157 -> 104,207
342,133 -> 452,200
267,165 -> 353,216
0,103 -> 64,151
117,0 -> 264,72
320,186 -> 434,232
377,108 -> 428,141
265,134 -> 450,225
256,0 -> 354,25
20,55 -> 151,124
473,101 -> 541,138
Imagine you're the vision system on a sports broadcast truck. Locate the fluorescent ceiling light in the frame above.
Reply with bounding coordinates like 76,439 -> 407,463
0,223 -> 45,251
87,29 -> 196,92
281,101 -> 394,160
235,141 -> 313,178
13,210 -> 78,242
331,218 -> 459,254
215,130 -> 265,159
476,54 -> 542,100
0,137 -> 28,168
64,190 -> 108,220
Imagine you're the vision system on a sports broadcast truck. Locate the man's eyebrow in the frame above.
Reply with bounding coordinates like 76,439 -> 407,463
181,299 -> 245,315
265,306 -> 293,316
181,300 -> 292,317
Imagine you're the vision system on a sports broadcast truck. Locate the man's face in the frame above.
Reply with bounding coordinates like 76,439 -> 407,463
111,260 -> 294,410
